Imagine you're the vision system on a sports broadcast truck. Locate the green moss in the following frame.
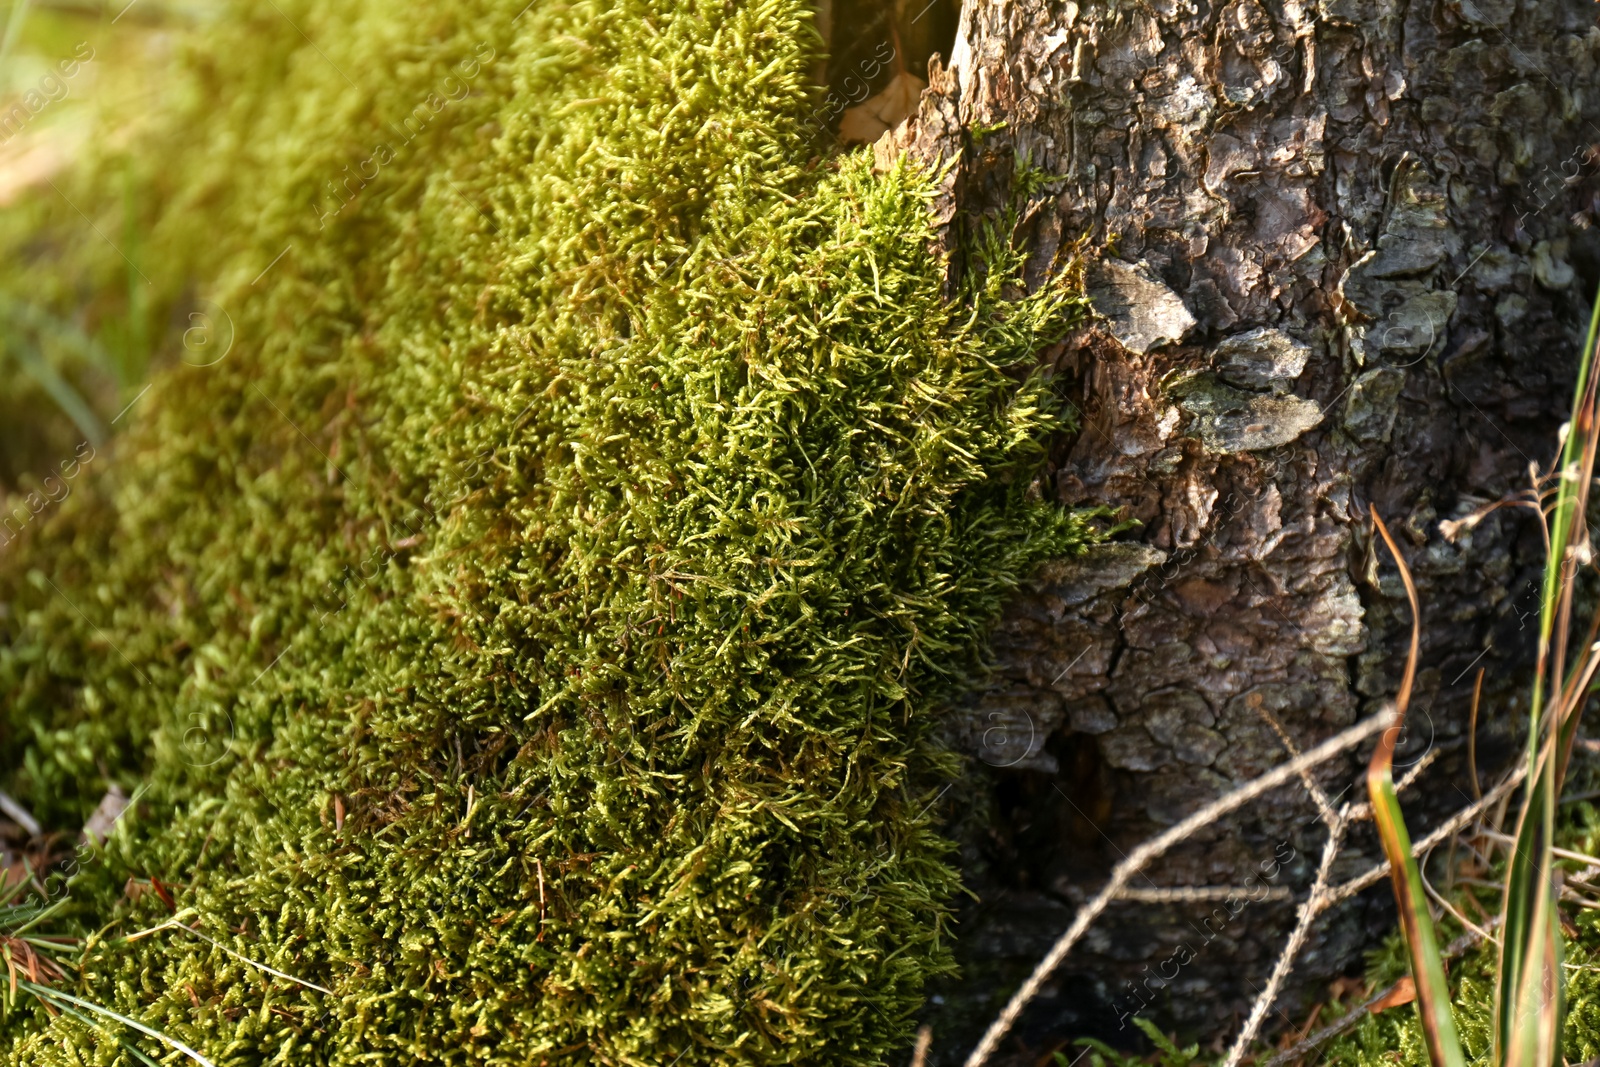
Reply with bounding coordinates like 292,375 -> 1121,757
0,1 -> 1100,1064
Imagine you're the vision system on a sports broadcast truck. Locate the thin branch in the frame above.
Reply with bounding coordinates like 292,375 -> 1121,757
1219,806 -> 1350,1067
1115,886 -> 1294,904
1325,766 -> 1527,908
1254,701 -> 1339,829
1258,920 -> 1498,1067
1217,703 -> 1438,1066
961,712 -> 1392,1067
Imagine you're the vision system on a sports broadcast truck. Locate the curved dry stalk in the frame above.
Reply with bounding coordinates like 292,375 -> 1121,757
1438,493 -> 1543,543
1421,867 -> 1497,947
1328,763 -> 1528,908
1471,669 -> 1485,802
1367,507 -> 1466,1067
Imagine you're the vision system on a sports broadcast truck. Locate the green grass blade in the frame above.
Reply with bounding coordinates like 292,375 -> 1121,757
0,295 -> 114,445
32,997 -> 164,1067
0,0 -> 34,73
21,981 -> 216,1067
1368,509 -> 1467,1067
3,338 -> 107,447
1499,763 -> 1564,1067
1551,285 -> 1600,783
1492,280 -> 1600,1067
7,894 -> 69,938
1530,277 -> 1600,780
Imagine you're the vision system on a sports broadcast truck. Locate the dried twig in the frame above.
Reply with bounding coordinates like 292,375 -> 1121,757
1324,767 -> 1528,909
1259,920 -> 1498,1067
0,790 -> 40,838
1219,707 -> 1445,1067
1219,804 -> 1349,1067
964,719 -> 1522,1067
1115,886 -> 1293,904
1253,700 -> 1340,828
961,712 -> 1392,1067
1220,699 -> 1357,1067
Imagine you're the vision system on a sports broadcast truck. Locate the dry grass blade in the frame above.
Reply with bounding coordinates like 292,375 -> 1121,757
1471,668 -> 1485,802
1327,764 -> 1526,907
1366,508 -> 1466,1067
3,867 -> 166,1061
1,873 -> 74,1016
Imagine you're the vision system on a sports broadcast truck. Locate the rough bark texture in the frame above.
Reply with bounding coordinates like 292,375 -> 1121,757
870,0 -> 1600,1060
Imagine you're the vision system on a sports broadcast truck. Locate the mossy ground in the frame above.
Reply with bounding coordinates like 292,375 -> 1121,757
0,1 -> 1101,1064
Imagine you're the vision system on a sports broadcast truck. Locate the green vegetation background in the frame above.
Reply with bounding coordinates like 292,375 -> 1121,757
0,0 -> 1101,1064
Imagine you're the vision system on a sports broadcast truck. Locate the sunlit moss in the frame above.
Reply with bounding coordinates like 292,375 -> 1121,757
0,1 -> 1100,1064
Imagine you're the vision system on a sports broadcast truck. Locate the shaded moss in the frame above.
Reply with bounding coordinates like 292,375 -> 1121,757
0,1 -> 1100,1064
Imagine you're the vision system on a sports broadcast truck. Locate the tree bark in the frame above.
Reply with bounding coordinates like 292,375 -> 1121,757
868,0 -> 1600,1060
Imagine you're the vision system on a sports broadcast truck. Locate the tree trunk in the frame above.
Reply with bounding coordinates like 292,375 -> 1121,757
868,0 -> 1600,1059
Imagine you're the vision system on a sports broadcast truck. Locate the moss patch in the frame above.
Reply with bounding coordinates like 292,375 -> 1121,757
0,1 -> 1099,1064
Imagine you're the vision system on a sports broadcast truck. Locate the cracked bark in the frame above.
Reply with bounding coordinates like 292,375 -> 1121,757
870,0 -> 1600,1060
